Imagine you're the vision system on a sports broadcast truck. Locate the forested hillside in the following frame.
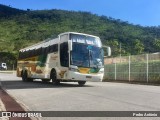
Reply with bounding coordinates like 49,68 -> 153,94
0,4 -> 160,66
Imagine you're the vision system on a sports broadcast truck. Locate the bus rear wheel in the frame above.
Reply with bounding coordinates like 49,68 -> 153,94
78,81 -> 86,86
51,70 -> 60,85
22,71 -> 33,82
22,71 -> 28,82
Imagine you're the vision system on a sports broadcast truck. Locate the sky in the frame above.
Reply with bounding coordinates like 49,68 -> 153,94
0,0 -> 160,26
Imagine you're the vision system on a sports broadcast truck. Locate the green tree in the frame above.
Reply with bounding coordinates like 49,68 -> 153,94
133,39 -> 144,54
153,39 -> 160,50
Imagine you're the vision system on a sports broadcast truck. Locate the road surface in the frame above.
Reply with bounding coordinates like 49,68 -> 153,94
0,73 -> 160,120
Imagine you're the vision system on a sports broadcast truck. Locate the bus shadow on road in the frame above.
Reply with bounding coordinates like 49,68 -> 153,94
0,80 -> 93,89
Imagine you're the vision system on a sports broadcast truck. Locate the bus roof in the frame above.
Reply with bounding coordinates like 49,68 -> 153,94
20,37 -> 59,52
20,32 -> 99,52
59,32 -> 100,38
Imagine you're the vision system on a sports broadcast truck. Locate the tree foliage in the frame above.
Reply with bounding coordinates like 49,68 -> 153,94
153,39 -> 160,50
0,4 -> 160,66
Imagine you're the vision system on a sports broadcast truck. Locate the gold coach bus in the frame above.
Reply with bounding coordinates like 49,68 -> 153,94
17,32 -> 111,86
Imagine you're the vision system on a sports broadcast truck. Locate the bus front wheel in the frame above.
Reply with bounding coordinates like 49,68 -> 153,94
78,81 -> 86,86
51,70 -> 60,85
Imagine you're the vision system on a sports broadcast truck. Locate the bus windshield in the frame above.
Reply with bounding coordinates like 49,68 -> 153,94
70,34 -> 103,68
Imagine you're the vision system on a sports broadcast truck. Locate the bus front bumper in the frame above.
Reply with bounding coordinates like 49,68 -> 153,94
67,71 -> 103,82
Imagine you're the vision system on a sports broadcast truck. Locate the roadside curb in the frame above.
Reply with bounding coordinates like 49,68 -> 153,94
0,98 -> 6,111
0,100 -> 9,120
0,78 -> 9,120
0,87 -> 32,120
0,79 -> 40,120
0,99 -> 3,111
0,78 -> 5,110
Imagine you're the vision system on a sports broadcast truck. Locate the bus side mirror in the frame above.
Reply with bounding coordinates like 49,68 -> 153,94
68,40 -> 72,51
103,46 -> 111,57
107,47 -> 111,56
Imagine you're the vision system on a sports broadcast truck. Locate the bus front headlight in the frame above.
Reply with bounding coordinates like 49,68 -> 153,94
69,67 -> 79,72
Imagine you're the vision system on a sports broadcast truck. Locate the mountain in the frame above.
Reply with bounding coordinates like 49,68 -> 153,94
0,4 -> 160,66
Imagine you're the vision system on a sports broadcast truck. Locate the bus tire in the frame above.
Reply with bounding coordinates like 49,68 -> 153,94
22,70 -> 33,82
22,70 -> 28,82
78,81 -> 86,86
51,69 -> 60,85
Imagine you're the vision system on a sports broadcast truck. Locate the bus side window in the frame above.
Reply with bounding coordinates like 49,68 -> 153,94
47,46 -> 51,53
26,51 -> 29,58
35,49 -> 38,56
60,42 -> 69,67
42,48 -> 46,55
45,47 -> 49,54
22,52 -> 25,59
50,44 -> 58,53
30,49 -> 35,57
54,44 -> 58,52
37,47 -> 42,56
50,45 -> 53,53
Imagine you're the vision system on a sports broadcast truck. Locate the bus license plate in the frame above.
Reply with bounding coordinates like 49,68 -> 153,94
86,76 -> 92,78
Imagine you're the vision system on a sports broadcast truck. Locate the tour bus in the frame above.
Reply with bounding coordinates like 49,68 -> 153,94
17,32 -> 111,86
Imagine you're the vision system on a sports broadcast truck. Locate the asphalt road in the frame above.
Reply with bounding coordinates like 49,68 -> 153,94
0,73 -> 160,120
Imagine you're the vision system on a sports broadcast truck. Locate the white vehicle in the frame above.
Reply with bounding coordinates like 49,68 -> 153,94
17,32 -> 111,86
0,63 -> 7,70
